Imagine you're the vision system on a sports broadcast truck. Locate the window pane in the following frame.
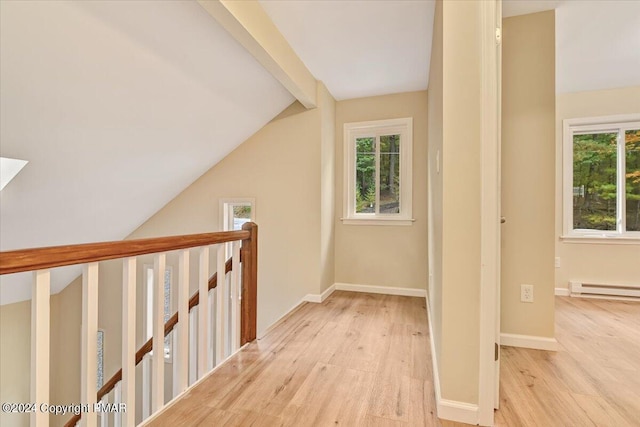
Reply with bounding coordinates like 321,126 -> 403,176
232,205 -> 251,230
626,129 -> 640,231
356,137 -> 376,213
573,132 -> 618,230
379,134 -> 400,213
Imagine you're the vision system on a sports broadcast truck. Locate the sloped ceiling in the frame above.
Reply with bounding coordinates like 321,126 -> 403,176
260,0 -> 435,100
0,1 -> 293,303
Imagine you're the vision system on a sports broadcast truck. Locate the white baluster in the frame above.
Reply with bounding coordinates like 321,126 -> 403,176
174,250 -> 190,395
114,381 -> 122,427
208,287 -> 214,371
189,307 -> 197,385
31,269 -> 50,427
99,395 -> 107,427
81,262 -> 99,427
121,257 -> 136,427
151,253 -> 165,412
141,355 -> 150,419
231,241 -> 241,351
197,246 -> 209,378
216,246 -> 227,364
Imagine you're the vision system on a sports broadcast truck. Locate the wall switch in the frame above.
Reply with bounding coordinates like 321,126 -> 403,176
555,257 -> 561,268
521,284 -> 534,303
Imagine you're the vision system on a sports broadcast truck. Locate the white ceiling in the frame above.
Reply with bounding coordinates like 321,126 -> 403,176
260,0 -> 435,101
555,0 -> 640,94
261,0 -> 639,98
503,0 -> 562,18
0,0 -> 293,304
504,0 -> 640,93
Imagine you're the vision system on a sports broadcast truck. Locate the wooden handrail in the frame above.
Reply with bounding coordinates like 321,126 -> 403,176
0,230 -> 249,275
64,258 -> 234,427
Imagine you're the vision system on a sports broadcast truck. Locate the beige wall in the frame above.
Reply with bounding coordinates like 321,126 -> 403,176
439,0 -> 482,404
49,278 -> 82,427
427,0 -> 489,405
555,86 -> 640,290
334,91 -> 428,290
0,300 -> 31,427
501,11 -> 556,338
319,82 -> 336,292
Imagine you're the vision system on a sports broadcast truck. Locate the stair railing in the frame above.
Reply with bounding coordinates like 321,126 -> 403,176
0,222 -> 258,427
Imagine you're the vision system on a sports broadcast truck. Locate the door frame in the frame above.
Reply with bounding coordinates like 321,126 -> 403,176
478,0 -> 502,425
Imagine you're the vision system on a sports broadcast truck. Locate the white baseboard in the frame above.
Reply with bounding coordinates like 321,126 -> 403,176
438,399 -> 480,425
333,282 -> 427,298
425,295 -> 480,425
555,287 -> 570,296
303,283 -> 426,303
303,284 -> 336,303
500,332 -> 558,351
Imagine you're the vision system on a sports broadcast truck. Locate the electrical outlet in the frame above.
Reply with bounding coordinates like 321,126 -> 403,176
521,284 -> 534,303
555,257 -> 561,268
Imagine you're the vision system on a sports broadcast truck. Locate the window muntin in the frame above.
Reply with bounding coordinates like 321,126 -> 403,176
563,115 -> 640,238
344,118 -> 413,224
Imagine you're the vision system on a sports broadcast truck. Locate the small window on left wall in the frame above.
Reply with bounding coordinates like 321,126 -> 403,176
96,329 -> 104,390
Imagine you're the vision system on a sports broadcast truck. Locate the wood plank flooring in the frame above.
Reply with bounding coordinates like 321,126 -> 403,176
148,291 -> 457,427
496,296 -> 640,427
150,292 -> 640,426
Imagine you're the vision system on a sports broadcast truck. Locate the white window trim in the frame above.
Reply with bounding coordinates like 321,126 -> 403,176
343,117 -> 414,225
219,198 -> 256,231
144,265 -> 173,362
220,198 -> 255,260
562,113 -> 640,241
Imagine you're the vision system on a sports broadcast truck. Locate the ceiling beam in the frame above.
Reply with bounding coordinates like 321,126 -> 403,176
197,0 -> 317,108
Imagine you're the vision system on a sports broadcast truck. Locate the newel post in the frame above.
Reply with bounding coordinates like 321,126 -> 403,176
240,222 -> 257,345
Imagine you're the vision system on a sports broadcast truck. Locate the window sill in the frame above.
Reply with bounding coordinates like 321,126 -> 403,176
560,234 -> 640,245
341,217 -> 415,226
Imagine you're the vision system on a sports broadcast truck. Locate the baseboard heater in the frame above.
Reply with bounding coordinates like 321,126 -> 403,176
570,281 -> 640,301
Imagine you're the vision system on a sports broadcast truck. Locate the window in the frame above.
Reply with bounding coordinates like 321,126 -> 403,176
563,114 -> 640,239
343,118 -> 413,225
220,199 -> 254,231
96,329 -> 104,390
145,266 -> 172,360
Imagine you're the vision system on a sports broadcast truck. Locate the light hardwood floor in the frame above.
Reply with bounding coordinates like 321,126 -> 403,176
496,296 -> 640,427
149,292 -> 640,426
149,291 -> 461,426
